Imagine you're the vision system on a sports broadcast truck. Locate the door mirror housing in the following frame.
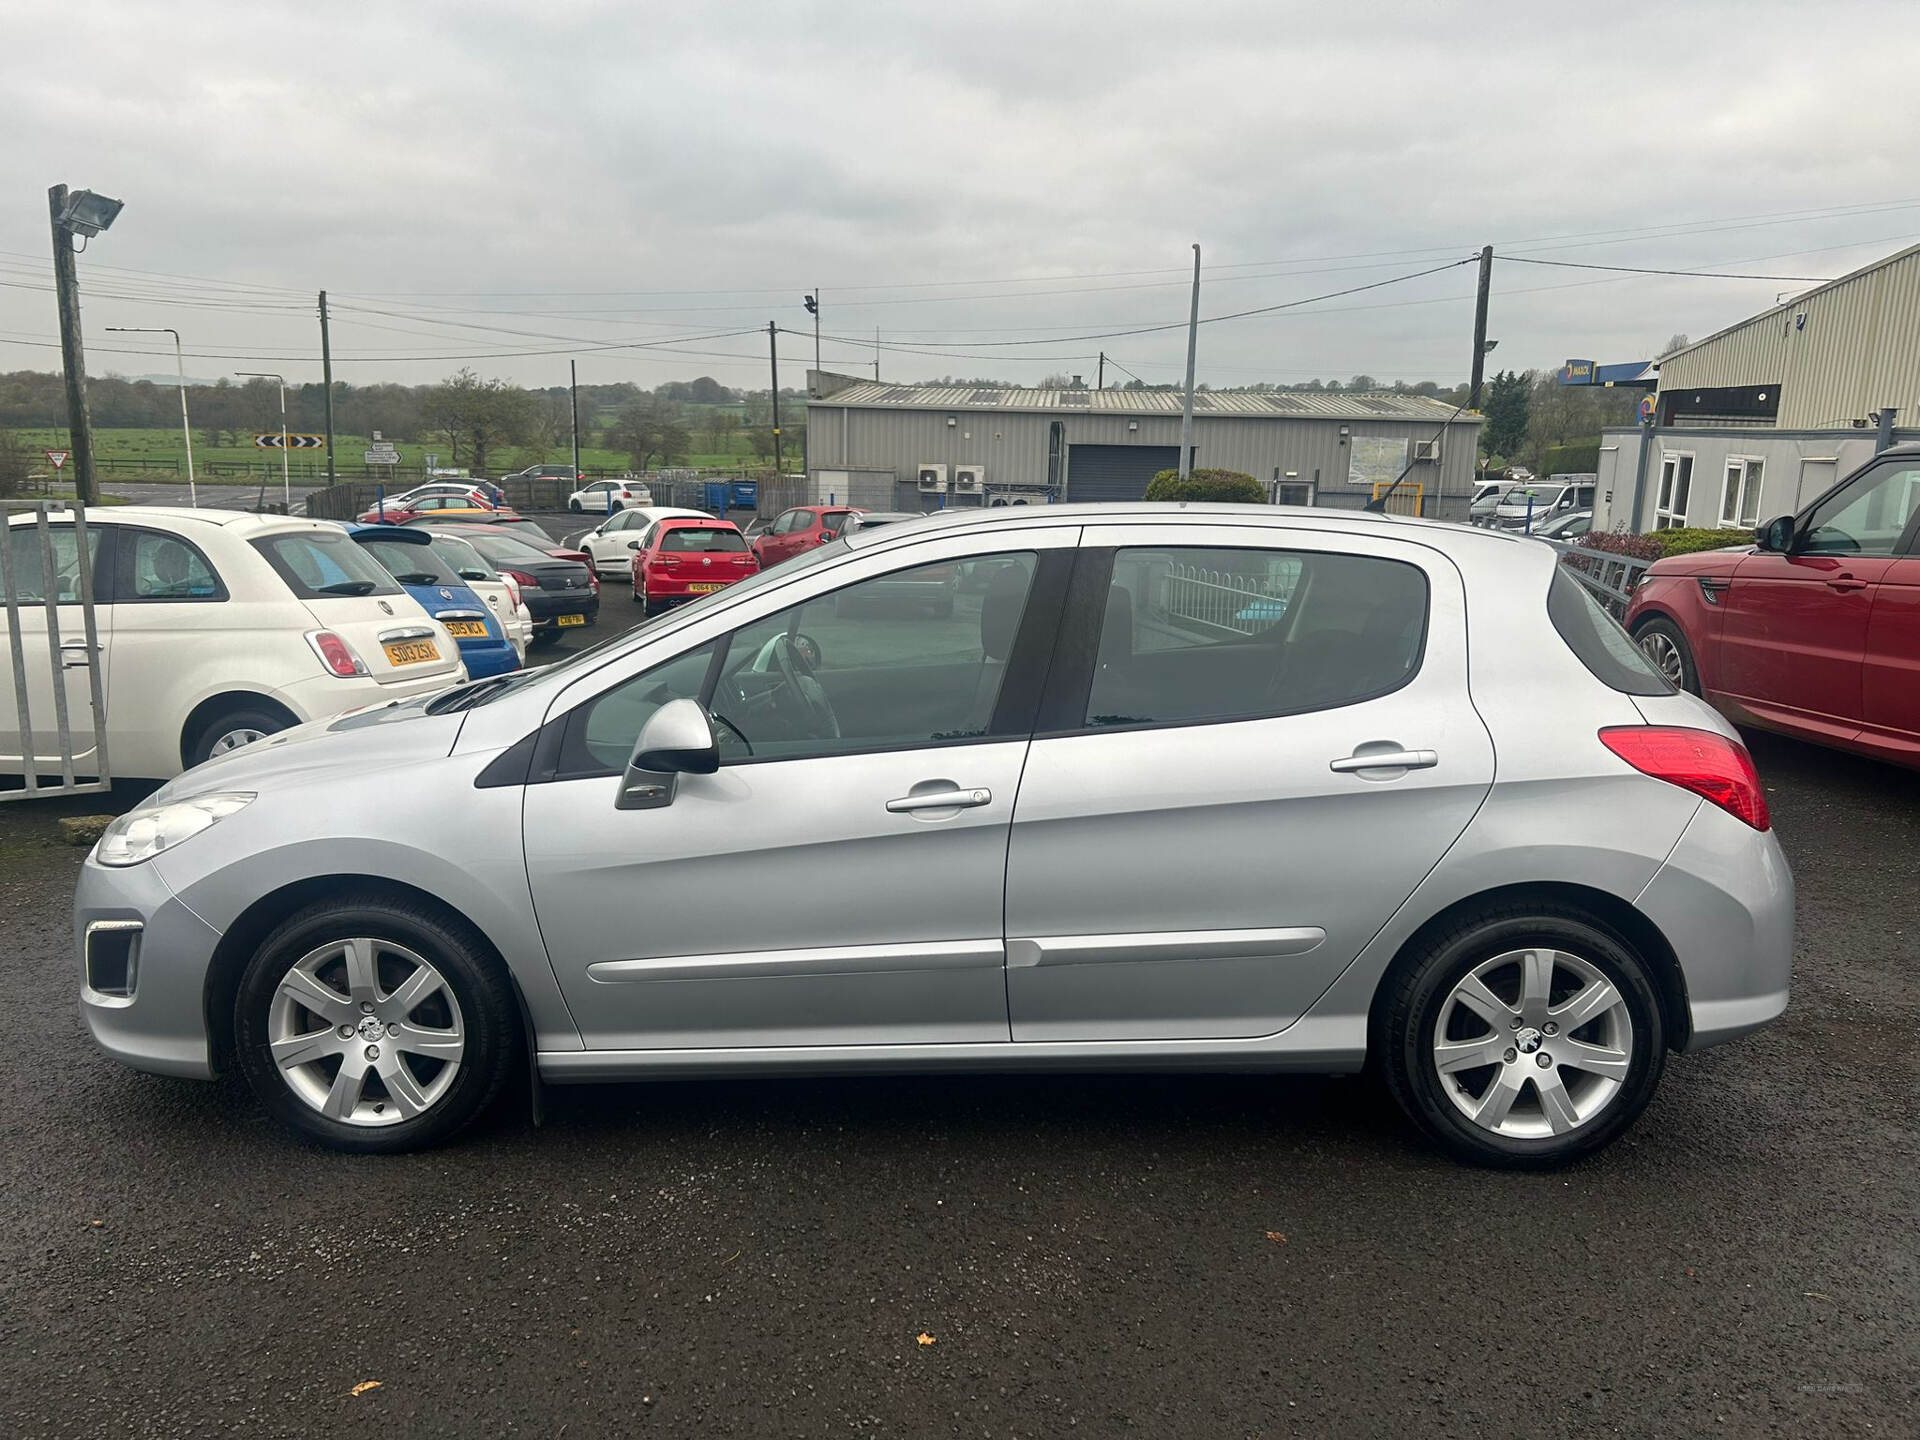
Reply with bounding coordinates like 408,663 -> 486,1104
1756,515 -> 1795,552
617,699 -> 719,810
627,539 -> 642,550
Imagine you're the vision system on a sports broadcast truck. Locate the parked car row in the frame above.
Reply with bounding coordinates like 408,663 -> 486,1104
1471,480 -> 1596,532
0,504 -> 615,783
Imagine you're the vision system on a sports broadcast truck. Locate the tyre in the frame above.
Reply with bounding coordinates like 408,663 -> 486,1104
185,704 -> 295,769
1633,617 -> 1699,694
1377,905 -> 1665,1169
569,499 -> 583,513
234,895 -> 517,1153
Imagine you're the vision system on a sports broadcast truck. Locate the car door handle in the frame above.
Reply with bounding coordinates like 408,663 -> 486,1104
886,787 -> 992,813
1825,575 -> 1869,591
1329,749 -> 1438,773
59,640 -> 103,668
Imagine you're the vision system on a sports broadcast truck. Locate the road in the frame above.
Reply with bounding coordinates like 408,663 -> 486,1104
1,706 -> 1915,1435
99,480 -> 327,512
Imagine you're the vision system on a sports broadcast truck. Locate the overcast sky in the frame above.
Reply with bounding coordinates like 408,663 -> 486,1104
5,0 -> 1919,394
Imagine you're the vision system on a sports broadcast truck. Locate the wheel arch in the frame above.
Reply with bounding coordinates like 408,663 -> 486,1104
1368,881 -> 1691,1053
202,873 -> 535,1080
180,691 -> 301,770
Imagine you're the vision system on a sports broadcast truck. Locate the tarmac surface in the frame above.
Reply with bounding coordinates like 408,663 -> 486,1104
0,609 -> 1915,1436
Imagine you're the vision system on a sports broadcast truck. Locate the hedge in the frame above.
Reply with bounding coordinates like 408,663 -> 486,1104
1540,441 -> 1601,476
1580,526 -> 1752,561
1144,468 -> 1264,504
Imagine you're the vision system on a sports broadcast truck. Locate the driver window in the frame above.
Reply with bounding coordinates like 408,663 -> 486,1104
1801,463 -> 1920,557
3,524 -> 103,604
772,510 -> 801,535
707,552 -> 1037,762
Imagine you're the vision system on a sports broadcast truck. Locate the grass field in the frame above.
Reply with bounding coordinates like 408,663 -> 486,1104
15,427 -> 773,484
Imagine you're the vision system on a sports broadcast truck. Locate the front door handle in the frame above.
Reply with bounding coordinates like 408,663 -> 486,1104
1825,575 -> 1869,592
1329,749 -> 1438,773
886,786 -> 992,813
59,640 -> 103,669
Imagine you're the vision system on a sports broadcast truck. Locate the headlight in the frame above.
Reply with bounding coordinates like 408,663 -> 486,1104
95,793 -> 254,867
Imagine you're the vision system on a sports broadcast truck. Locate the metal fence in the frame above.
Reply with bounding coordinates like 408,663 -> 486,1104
1544,540 -> 1653,618
1159,560 -> 1299,637
1,501 -> 110,799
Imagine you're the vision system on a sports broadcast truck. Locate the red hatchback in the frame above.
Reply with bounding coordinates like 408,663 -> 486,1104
1626,444 -> 1920,768
633,518 -> 759,615
751,504 -> 863,568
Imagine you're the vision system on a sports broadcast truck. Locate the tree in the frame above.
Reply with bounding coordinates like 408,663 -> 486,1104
1348,374 -> 1378,392
1660,333 -> 1690,357
1481,369 -> 1531,460
611,399 -> 690,470
704,410 -> 740,453
423,369 -> 531,472
1144,467 -> 1263,503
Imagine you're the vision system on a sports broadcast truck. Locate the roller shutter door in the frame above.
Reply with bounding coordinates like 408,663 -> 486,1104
1065,444 -> 1184,503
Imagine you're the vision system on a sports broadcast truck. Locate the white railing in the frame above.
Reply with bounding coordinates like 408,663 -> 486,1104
1159,562 -> 1297,636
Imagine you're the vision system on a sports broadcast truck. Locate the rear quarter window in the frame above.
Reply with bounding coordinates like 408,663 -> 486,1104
1547,566 -> 1674,695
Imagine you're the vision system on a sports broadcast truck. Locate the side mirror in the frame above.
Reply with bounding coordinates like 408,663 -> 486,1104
627,539 -> 642,550
616,699 -> 718,811
1756,515 -> 1795,552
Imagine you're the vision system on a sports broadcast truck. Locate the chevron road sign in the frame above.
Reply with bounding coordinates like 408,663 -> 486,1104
255,434 -> 326,449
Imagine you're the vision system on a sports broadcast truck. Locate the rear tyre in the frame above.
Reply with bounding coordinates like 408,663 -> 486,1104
569,499 -> 583,513
234,895 -> 517,1154
185,704 -> 295,769
1633,617 -> 1699,694
1377,906 -> 1665,1169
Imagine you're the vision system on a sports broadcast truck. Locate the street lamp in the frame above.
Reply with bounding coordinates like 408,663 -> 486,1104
107,327 -> 196,508
236,371 -> 290,509
48,184 -> 125,506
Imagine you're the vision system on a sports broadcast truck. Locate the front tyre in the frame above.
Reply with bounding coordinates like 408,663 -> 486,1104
234,896 -> 517,1153
1378,907 -> 1665,1169
1633,617 -> 1699,694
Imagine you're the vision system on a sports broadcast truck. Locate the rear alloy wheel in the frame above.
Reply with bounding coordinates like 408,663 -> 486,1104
1633,618 -> 1698,694
186,705 -> 293,769
234,897 -> 516,1152
1379,908 -> 1665,1168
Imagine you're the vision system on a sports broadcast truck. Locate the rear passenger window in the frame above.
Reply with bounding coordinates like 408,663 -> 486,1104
1085,547 -> 1428,726
124,531 -> 222,600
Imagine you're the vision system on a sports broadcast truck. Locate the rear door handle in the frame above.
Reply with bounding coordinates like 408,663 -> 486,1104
886,787 -> 992,813
1825,576 -> 1869,591
1329,749 -> 1438,773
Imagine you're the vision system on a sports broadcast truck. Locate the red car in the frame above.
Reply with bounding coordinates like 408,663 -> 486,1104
633,518 -> 758,615
356,494 -> 512,525
750,505 -> 863,568
1625,443 -> 1920,768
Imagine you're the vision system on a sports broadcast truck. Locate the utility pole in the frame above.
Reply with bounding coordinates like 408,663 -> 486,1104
1468,245 -> 1494,410
48,185 -> 98,506
319,291 -> 336,486
874,328 -> 881,381
570,359 -> 581,482
767,321 -> 783,475
1178,244 -> 1201,479
1097,352 -> 1105,391
106,326 -> 196,506
803,290 -> 820,370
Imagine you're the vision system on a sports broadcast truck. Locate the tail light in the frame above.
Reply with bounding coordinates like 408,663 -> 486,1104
502,569 -> 540,588
660,553 -> 681,566
304,630 -> 368,678
1598,726 -> 1770,831
500,573 -> 523,608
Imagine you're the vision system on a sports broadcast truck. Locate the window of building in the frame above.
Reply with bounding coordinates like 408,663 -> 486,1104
1719,457 -> 1764,529
1655,453 -> 1694,529
1084,547 -> 1427,728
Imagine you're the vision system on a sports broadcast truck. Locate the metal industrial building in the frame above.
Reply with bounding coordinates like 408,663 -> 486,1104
1596,243 -> 1919,531
804,372 -> 1484,518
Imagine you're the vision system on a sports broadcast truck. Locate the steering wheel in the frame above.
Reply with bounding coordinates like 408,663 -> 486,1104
772,634 -> 839,738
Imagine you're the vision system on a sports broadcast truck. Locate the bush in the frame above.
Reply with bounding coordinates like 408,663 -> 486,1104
1143,467 -> 1264,504
1578,526 -> 1751,562
1540,441 -> 1600,476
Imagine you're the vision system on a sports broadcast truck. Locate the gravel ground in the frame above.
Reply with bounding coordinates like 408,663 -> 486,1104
0,715 -> 1914,1438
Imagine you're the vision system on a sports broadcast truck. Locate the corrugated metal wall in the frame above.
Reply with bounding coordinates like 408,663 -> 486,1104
1656,247 -> 1920,428
805,402 -> 1483,513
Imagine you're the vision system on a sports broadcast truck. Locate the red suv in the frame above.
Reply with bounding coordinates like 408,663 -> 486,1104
633,518 -> 758,616
1625,444 -> 1920,768
750,505 -> 863,568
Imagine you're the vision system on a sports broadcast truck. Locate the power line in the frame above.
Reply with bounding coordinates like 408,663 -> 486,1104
1496,255 -> 1833,282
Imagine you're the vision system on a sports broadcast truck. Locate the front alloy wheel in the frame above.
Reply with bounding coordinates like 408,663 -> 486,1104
235,896 -> 516,1152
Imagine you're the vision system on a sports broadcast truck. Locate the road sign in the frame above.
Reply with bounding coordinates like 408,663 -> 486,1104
45,449 -> 70,470
365,444 -> 399,465
254,433 -> 325,449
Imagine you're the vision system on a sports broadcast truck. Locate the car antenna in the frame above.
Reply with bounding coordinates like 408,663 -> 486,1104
1364,394 -> 1473,514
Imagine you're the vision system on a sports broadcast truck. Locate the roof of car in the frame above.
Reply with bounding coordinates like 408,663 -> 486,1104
655,516 -> 738,529
5,505 -> 344,539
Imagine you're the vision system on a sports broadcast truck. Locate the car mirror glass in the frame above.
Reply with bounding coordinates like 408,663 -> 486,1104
617,699 -> 719,811
627,539 -> 642,550
1756,515 -> 1794,552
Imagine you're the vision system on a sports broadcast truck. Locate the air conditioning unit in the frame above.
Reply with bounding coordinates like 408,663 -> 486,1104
917,463 -> 949,493
1414,439 -> 1441,462
952,464 -> 985,493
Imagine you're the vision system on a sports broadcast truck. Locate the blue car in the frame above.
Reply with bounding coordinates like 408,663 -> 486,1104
342,524 -> 521,679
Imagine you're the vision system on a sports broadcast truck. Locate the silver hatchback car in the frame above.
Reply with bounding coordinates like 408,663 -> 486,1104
76,505 -> 1792,1167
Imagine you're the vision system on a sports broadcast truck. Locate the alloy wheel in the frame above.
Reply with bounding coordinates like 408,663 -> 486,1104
266,937 -> 465,1127
208,727 -> 268,756
1431,948 -> 1633,1139
1638,630 -> 1686,687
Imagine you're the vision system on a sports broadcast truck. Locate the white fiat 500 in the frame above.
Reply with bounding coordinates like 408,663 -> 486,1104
3,506 -> 464,779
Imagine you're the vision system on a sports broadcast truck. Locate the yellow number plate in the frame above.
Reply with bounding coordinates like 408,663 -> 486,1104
555,613 -> 586,627
686,582 -> 723,594
443,620 -> 488,638
383,639 -> 441,666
